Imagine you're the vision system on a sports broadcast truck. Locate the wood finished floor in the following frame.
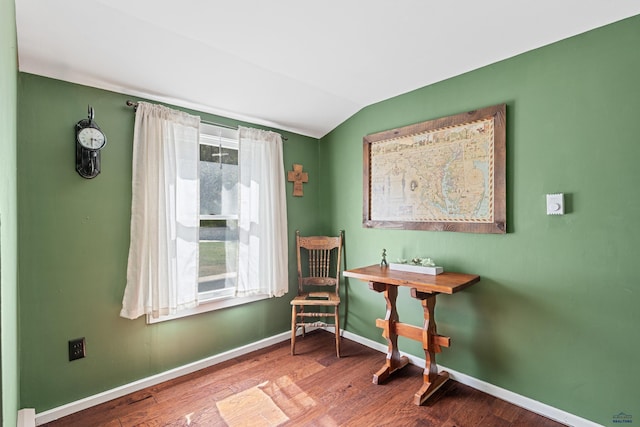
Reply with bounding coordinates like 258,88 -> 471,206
43,331 -> 567,427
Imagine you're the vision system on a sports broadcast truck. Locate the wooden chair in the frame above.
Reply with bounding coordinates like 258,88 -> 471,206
290,230 -> 343,357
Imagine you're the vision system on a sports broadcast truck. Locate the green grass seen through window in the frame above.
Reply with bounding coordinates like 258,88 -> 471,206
199,241 -> 238,277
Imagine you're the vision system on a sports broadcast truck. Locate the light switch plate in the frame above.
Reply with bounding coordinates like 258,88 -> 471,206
546,193 -> 564,215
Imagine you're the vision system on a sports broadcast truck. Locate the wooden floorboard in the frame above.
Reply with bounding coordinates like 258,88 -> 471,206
42,331 -> 567,427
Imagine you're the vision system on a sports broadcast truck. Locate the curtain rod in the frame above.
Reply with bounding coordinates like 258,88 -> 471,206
125,100 -> 288,140
125,100 -> 236,130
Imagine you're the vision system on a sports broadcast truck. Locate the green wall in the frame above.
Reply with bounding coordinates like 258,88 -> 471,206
321,15 -> 640,427
14,11 -> 640,426
17,74 -> 320,412
1,0 -> 19,425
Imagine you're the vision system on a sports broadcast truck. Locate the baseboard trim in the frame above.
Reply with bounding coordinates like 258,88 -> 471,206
35,329 -> 601,427
35,331 -> 295,425
341,330 -> 602,427
18,408 -> 36,427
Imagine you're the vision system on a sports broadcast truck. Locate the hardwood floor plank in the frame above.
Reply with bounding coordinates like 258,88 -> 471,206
490,395 -> 524,423
443,383 -> 494,426
43,331 -> 568,427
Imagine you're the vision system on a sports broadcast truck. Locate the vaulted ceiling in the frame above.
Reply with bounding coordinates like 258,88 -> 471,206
15,1 -> 640,138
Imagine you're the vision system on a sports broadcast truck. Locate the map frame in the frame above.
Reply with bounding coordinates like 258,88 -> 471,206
363,104 -> 506,234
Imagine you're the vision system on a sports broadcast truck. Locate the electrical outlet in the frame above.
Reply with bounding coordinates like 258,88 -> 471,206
68,337 -> 86,361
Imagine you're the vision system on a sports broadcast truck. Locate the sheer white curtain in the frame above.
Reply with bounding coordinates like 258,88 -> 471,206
120,102 -> 201,320
236,127 -> 288,297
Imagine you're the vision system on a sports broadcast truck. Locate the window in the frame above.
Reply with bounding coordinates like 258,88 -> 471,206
145,123 -> 281,324
147,124 -> 263,324
121,102 -> 288,324
198,124 -> 239,302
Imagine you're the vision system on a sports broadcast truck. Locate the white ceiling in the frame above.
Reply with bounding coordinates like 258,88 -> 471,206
15,1 -> 640,138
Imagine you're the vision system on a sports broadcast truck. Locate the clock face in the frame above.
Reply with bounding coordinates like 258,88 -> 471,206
77,127 -> 106,150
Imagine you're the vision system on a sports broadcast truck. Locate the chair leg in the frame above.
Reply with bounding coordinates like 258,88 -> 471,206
291,305 -> 297,356
335,306 -> 341,358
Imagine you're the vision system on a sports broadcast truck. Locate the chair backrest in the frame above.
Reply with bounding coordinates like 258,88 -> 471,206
296,230 -> 343,294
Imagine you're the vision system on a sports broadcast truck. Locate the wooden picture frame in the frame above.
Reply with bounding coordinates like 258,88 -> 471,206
363,104 -> 506,234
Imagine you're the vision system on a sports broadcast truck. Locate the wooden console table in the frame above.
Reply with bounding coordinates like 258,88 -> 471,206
343,264 -> 480,405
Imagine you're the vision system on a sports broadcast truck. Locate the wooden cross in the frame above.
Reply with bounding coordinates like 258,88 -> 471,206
287,164 -> 308,197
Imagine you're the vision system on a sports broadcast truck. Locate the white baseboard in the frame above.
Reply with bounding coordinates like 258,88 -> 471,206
341,330 -> 603,427
17,408 -> 36,427
35,331 -> 295,425
35,328 -> 602,427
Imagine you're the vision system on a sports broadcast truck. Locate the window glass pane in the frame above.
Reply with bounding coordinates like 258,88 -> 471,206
199,219 -> 238,294
200,145 -> 238,216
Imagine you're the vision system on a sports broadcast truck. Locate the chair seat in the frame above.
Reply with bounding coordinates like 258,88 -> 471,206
291,292 -> 340,306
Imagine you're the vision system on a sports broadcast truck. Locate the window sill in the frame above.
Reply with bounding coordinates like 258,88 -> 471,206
146,293 -> 269,324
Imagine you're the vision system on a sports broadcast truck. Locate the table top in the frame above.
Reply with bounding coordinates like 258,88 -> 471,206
343,264 -> 480,295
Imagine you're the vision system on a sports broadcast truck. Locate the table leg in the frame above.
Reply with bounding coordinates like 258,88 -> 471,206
411,289 -> 450,405
369,282 -> 410,384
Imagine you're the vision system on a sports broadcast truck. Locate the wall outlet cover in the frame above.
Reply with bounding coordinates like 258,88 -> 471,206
69,337 -> 86,361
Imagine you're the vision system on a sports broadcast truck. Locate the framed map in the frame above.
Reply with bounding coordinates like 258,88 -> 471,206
363,104 -> 506,234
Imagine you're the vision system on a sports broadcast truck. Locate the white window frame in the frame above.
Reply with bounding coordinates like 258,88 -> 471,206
147,123 -> 269,324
